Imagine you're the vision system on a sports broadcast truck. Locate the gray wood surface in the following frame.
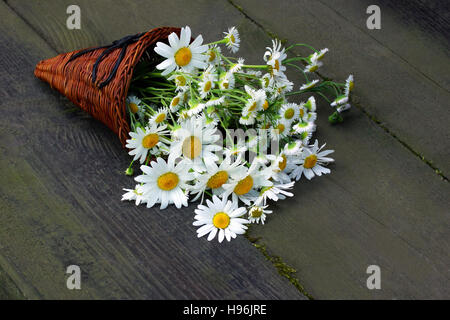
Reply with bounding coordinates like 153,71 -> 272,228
1,0 -> 449,299
0,0 -> 306,299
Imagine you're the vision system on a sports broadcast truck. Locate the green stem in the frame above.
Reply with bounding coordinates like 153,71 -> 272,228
285,43 -> 318,53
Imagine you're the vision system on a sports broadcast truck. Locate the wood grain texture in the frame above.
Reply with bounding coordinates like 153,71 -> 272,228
0,1 -> 306,299
233,0 -> 450,176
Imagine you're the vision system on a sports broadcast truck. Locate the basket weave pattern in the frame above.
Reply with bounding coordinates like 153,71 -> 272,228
34,27 -> 180,146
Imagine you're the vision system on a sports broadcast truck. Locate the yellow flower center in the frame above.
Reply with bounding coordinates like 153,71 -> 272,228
349,81 -> 354,91
229,34 -> 236,44
234,175 -> 253,195
203,81 -> 212,92
263,77 -> 270,88
299,108 -> 305,118
277,155 -> 287,172
274,59 -> 280,71
155,113 -> 166,123
174,47 -> 192,67
250,207 -> 263,218
206,171 -> 229,189
142,133 -> 159,149
129,102 -> 139,114
213,212 -> 230,229
303,154 -> 318,169
182,136 -> 202,159
284,108 -> 295,119
157,172 -> 179,191
171,97 -> 180,107
276,123 -> 285,133
222,81 -> 229,89
248,102 -> 257,112
263,100 -> 269,110
176,75 -> 186,86
208,51 -> 216,62
309,65 -> 318,72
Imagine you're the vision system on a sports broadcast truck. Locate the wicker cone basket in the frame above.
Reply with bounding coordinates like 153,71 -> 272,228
34,27 -> 181,146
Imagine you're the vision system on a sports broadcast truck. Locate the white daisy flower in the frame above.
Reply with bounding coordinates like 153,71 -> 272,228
169,91 -> 185,113
279,103 -> 300,123
169,117 -> 221,172
149,107 -> 168,125
303,96 -> 316,112
330,95 -> 349,107
261,73 -> 274,92
229,58 -> 245,74
205,96 -> 225,107
255,181 -> 295,206
245,70 -> 262,77
193,195 -> 248,243
313,48 -> 329,61
196,112 -> 219,127
248,205 -> 272,225
239,112 -> 257,126
127,95 -> 145,119
271,75 -> 294,97
304,60 -> 323,73
135,156 -> 194,209
344,74 -> 354,96
298,130 -> 312,146
223,159 -> 273,205
168,73 -> 190,91
206,44 -> 222,66
224,140 -> 248,159
154,26 -> 208,75
177,109 -> 191,123
218,72 -> 235,90
242,98 -> 259,116
224,26 -> 240,53
126,124 -> 170,163
289,140 -> 334,181
303,111 -> 317,123
121,184 -> 146,205
299,79 -> 319,91
270,119 -> 291,140
283,140 -> 302,155
293,121 -> 316,135
244,85 -> 266,112
187,101 -> 206,117
264,39 -> 287,77
267,153 -> 292,183
337,103 -> 351,113
190,156 -> 246,201
198,73 -> 216,99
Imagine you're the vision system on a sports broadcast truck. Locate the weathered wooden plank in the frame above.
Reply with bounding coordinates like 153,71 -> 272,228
232,0 -> 450,176
322,0 -> 450,88
0,1 -> 306,299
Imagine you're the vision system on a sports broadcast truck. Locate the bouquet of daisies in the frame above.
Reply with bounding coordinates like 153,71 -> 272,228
122,26 -> 354,243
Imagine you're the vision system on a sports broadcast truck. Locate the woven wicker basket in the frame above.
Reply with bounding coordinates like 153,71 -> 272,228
34,27 -> 180,146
